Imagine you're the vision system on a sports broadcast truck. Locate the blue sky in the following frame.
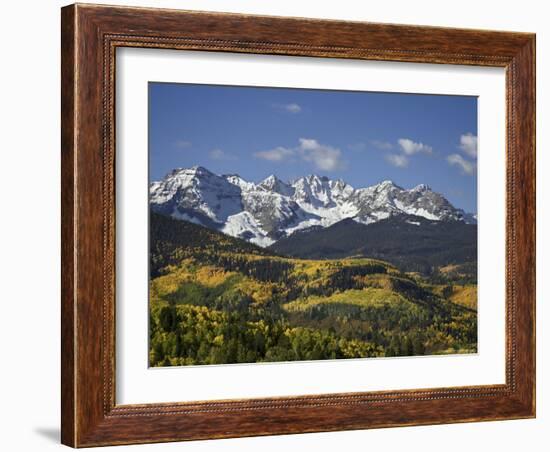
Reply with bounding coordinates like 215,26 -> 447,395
149,83 -> 478,213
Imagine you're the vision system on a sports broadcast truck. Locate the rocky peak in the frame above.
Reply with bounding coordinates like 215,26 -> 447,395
411,183 -> 431,192
259,174 -> 294,196
150,166 -> 476,246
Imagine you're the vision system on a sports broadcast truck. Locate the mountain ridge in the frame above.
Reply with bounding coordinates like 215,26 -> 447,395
269,213 -> 477,278
150,166 -> 476,246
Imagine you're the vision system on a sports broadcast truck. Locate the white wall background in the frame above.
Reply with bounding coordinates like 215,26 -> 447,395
0,1 -> 546,450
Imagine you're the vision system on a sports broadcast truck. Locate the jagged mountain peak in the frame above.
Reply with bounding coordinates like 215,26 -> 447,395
411,183 -> 431,192
292,174 -> 333,186
374,179 -> 401,191
259,174 -> 294,196
223,173 -> 256,192
150,166 -> 476,247
261,174 -> 280,184
289,173 -> 351,188
178,165 -> 213,176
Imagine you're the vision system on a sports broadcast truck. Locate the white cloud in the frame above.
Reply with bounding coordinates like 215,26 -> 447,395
382,138 -> 430,168
253,146 -> 295,162
298,138 -> 320,151
284,103 -> 302,113
209,148 -> 237,161
174,140 -> 192,149
297,138 -> 345,171
254,138 -> 346,171
397,138 -> 433,155
459,133 -> 478,158
385,154 -> 409,168
371,140 -> 394,151
447,153 -> 476,175
272,103 -> 302,114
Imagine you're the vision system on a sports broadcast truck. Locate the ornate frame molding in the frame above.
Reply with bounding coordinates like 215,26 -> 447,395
62,4 -> 535,447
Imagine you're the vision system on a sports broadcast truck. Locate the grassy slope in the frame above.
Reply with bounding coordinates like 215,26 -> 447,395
432,284 -> 478,310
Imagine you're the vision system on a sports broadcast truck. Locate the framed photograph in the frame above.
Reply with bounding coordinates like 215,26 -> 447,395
61,3 -> 535,447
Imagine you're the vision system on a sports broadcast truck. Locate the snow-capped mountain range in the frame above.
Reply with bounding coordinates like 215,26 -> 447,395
150,166 -> 476,247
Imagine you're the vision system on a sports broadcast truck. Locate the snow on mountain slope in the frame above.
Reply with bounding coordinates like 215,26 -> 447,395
259,175 -> 295,197
221,211 -> 275,247
150,166 -> 476,246
149,166 -> 243,225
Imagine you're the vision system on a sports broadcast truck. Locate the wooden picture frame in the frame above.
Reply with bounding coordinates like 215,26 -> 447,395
61,3 -> 535,447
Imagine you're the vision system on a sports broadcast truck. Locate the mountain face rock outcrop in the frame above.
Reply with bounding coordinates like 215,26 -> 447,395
150,166 -> 475,246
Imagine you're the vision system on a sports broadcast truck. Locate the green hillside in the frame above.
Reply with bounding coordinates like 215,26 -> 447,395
149,213 -> 477,367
